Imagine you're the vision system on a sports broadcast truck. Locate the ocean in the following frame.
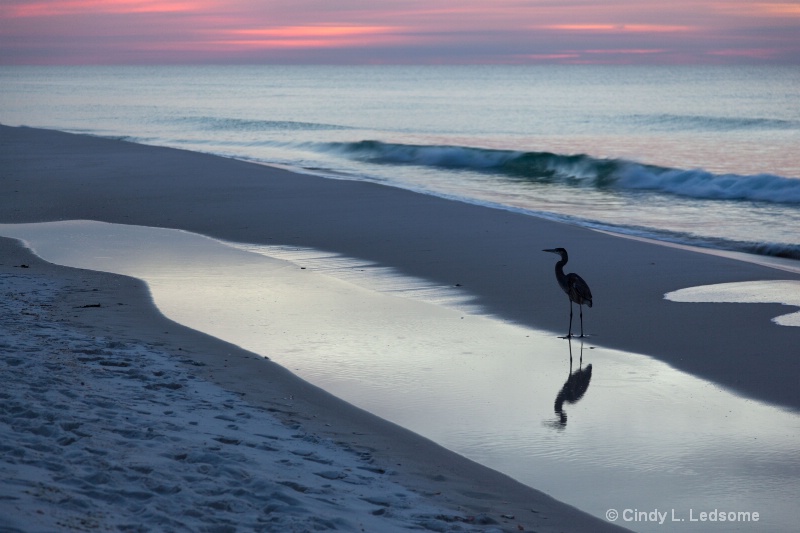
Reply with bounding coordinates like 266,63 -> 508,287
2,65 -> 799,260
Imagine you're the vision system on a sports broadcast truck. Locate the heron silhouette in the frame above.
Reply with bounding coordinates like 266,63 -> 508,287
543,247 -> 593,338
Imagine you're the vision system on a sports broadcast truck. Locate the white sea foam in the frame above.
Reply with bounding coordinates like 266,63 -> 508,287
617,165 -> 800,203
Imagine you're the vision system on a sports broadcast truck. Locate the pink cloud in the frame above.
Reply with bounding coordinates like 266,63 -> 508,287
1,0 -> 798,64
209,25 -> 414,50
711,2 -> 800,17
3,0 -> 213,17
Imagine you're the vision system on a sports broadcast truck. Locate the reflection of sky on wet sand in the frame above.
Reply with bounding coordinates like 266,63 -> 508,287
2,220 -> 799,533
666,281 -> 800,327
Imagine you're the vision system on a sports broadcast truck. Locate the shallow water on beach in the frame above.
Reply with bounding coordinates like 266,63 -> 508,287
2,220 -> 799,533
665,281 -> 800,327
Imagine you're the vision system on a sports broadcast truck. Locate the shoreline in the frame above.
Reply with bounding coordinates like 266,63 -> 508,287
2,125 -> 799,410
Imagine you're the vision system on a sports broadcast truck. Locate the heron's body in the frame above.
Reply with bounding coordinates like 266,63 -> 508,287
543,247 -> 593,337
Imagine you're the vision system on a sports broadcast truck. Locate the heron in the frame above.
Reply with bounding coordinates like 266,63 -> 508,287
543,247 -> 593,338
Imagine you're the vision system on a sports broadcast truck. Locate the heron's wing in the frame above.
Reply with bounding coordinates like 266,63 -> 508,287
566,273 -> 593,306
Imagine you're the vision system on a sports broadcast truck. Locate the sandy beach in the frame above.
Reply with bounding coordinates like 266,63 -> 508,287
2,124 -> 799,531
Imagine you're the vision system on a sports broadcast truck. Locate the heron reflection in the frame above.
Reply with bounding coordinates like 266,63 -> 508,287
550,338 -> 592,429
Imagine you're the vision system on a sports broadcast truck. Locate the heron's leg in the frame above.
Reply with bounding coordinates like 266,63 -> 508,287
568,337 -> 573,368
579,305 -> 584,337
567,302 -> 572,337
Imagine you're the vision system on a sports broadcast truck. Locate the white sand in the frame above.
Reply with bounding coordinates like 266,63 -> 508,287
0,267 -> 471,532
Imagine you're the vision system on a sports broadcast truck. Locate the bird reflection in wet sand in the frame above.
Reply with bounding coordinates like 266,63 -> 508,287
548,338 -> 592,429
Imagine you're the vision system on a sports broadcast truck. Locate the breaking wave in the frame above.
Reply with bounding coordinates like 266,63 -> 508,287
324,140 -> 800,205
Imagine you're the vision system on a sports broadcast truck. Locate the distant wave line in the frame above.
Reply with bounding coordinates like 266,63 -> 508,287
625,113 -> 799,132
172,116 -> 352,132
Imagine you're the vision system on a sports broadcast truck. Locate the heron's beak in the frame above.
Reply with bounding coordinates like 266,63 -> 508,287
542,248 -> 558,254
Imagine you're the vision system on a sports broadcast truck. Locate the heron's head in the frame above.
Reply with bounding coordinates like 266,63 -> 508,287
543,247 -> 568,259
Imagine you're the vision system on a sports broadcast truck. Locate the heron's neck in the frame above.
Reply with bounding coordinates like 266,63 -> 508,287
554,259 -> 568,289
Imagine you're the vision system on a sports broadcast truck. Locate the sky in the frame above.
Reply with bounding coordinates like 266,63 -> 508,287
1,0 -> 799,65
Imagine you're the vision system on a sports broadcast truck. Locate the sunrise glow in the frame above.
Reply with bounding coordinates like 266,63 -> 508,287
1,0 -> 798,64
212,26 -> 410,50
4,0 -> 210,18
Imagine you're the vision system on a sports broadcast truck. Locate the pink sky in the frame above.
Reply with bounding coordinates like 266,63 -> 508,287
1,0 -> 798,64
